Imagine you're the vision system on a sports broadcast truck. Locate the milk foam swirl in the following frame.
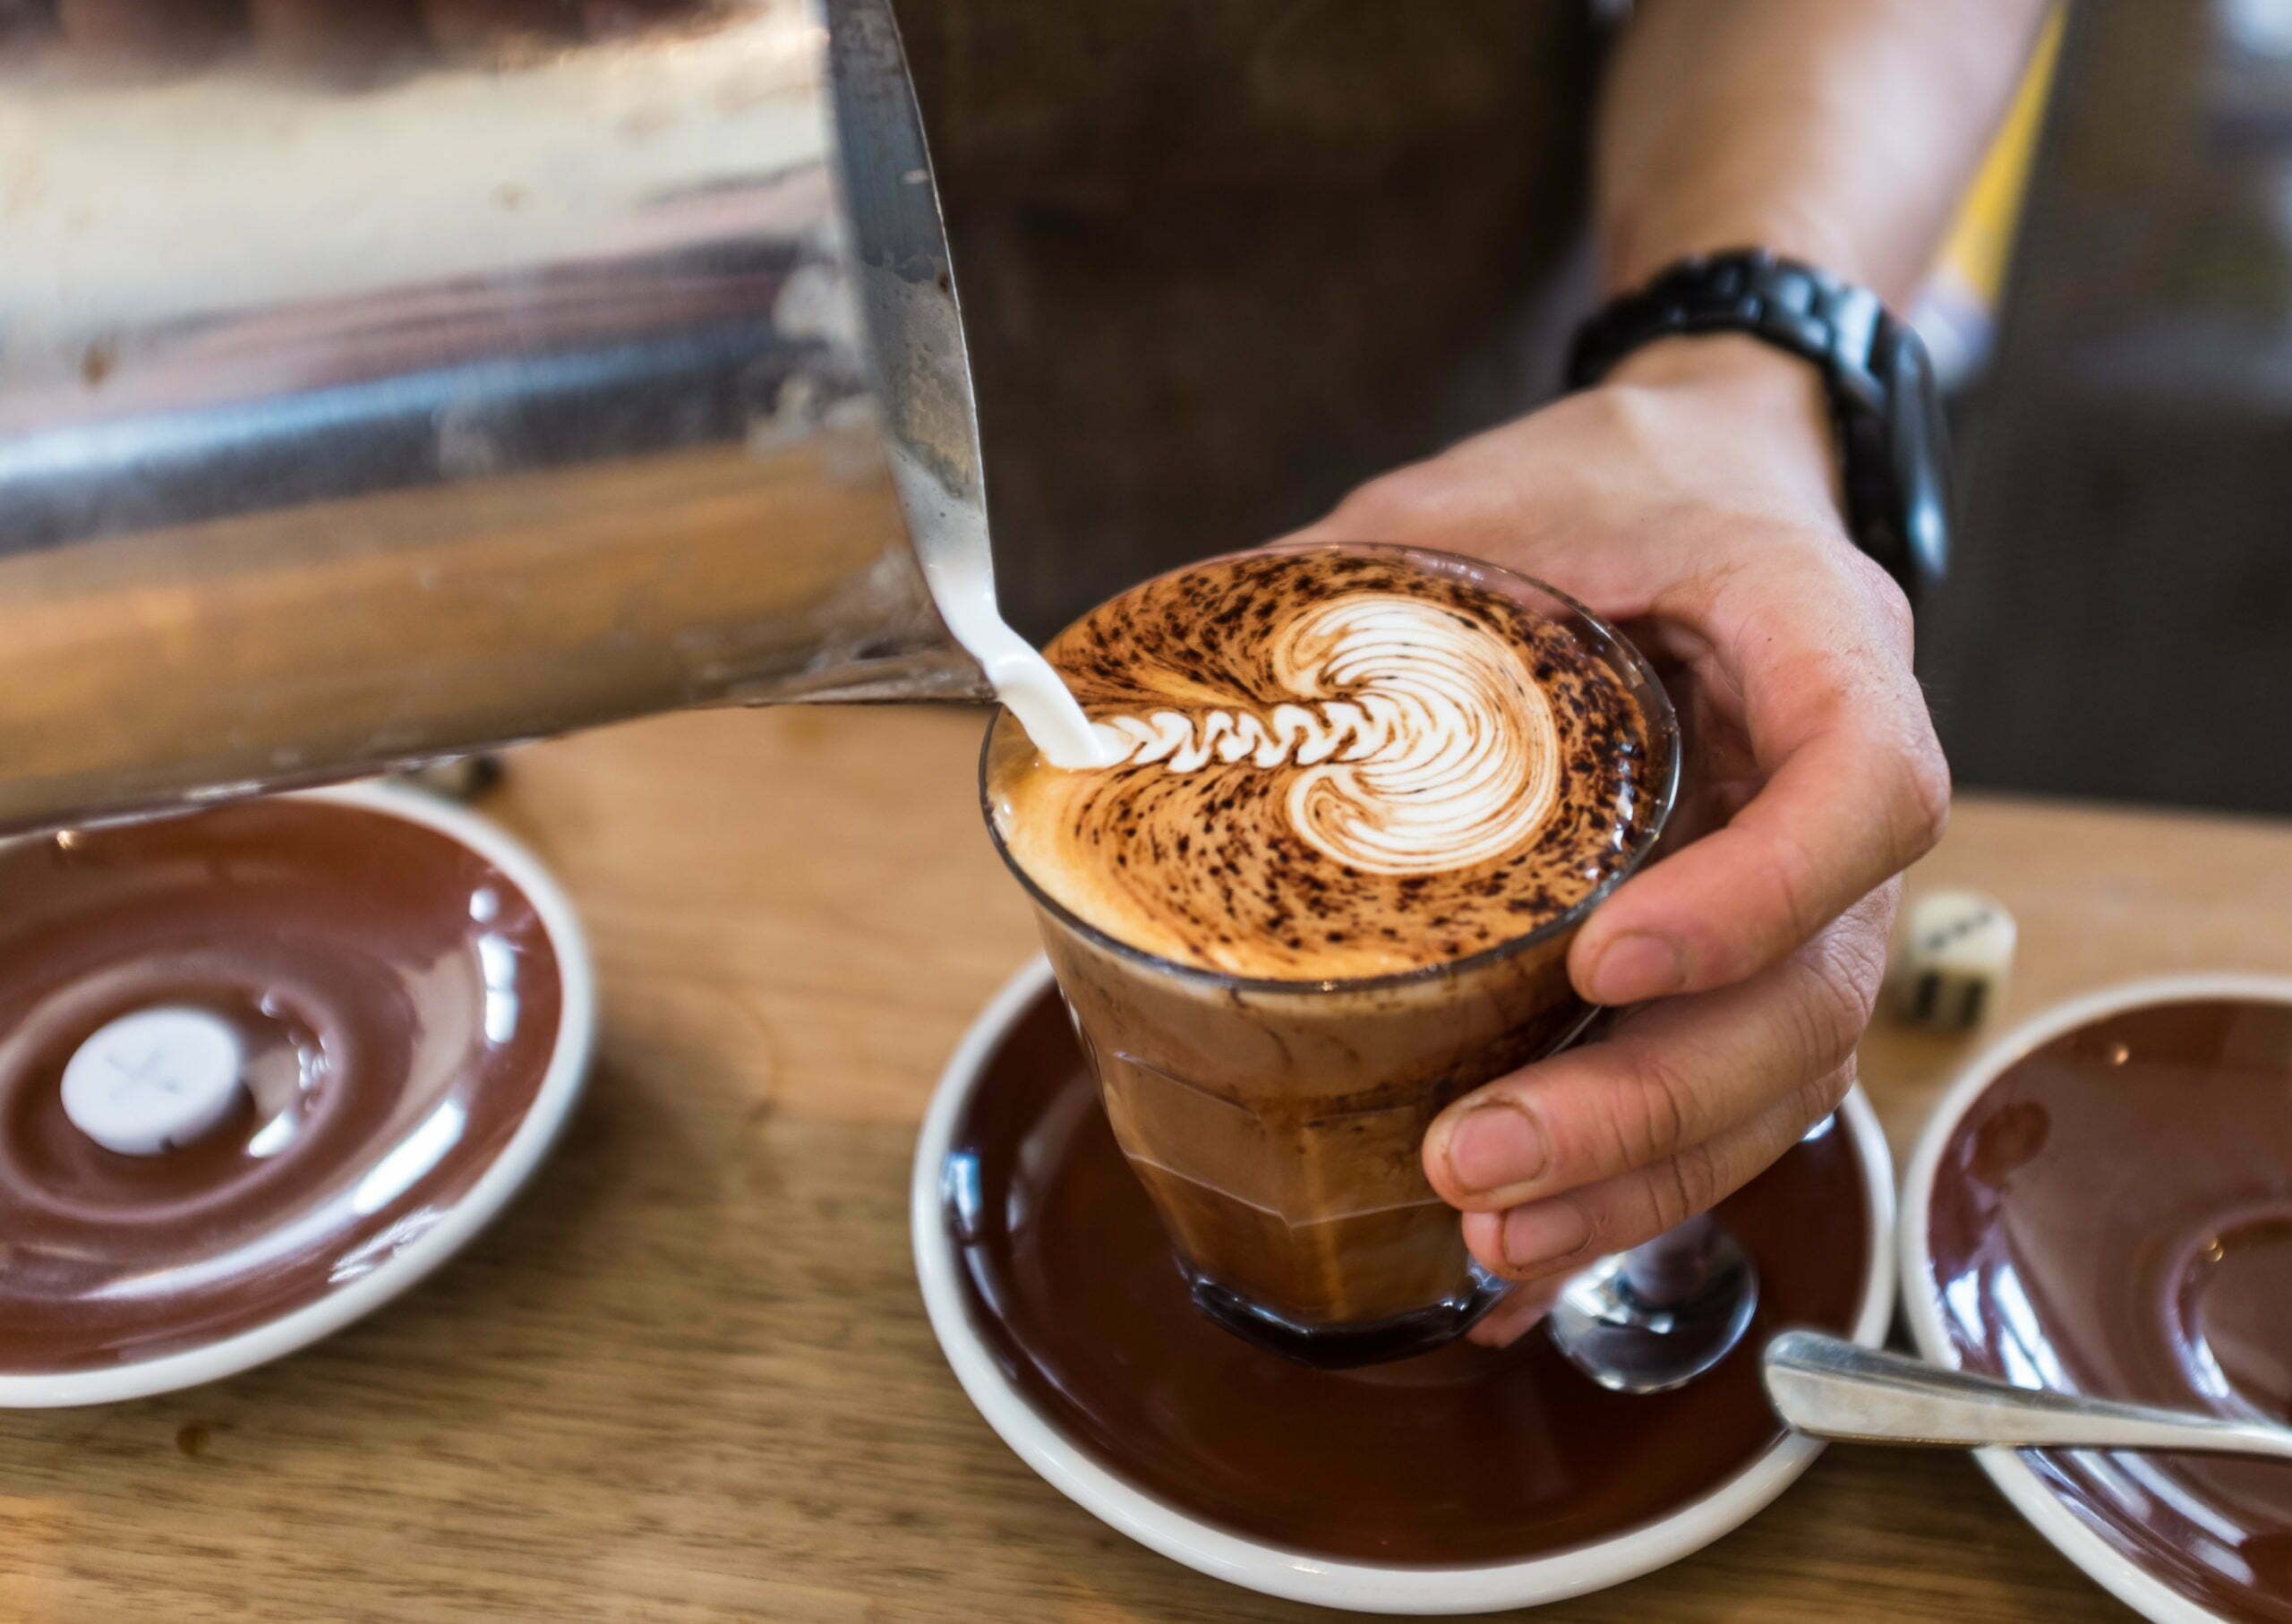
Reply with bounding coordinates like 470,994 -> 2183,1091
1090,596 -> 1560,876
987,550 -> 1656,979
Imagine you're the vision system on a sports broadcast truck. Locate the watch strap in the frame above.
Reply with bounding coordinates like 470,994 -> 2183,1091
1565,249 -> 1946,602
1566,249 -> 1886,406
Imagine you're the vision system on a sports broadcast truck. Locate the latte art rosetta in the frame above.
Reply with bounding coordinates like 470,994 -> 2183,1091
987,550 -> 1656,979
1090,597 -> 1561,876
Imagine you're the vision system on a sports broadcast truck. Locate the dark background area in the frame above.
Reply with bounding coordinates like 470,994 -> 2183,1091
902,0 -> 1603,643
1928,0 -> 2292,817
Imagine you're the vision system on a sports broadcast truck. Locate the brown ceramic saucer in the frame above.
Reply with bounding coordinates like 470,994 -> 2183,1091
1903,976 -> 2292,1624
911,962 -> 1894,1613
0,783 -> 593,1407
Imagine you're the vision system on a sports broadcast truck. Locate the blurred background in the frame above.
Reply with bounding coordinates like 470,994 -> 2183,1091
2,0 -> 2288,819
1925,1 -> 2292,817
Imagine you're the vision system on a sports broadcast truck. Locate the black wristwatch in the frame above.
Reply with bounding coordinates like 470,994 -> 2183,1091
1565,249 -> 1950,603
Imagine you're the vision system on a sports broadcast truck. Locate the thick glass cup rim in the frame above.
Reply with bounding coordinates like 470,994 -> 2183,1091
979,541 -> 1682,996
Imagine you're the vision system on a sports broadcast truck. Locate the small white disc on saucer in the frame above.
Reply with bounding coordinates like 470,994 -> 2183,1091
61,1006 -> 246,1157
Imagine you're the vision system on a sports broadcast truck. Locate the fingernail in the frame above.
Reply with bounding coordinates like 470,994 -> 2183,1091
1499,1198 -> 1593,1274
1587,931 -> 1687,1004
1441,1099 -> 1546,1196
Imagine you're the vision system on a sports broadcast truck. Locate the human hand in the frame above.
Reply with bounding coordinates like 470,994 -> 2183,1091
1286,333 -> 1948,1346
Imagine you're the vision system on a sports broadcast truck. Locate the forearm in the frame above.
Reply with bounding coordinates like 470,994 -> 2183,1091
1598,0 -> 2051,303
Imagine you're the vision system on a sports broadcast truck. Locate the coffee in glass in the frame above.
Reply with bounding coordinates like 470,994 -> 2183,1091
983,542 -> 1677,1366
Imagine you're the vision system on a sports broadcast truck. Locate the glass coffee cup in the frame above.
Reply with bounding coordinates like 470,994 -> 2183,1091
982,543 -> 1681,1367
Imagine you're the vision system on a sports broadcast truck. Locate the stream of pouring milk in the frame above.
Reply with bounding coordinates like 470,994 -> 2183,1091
921,548 -> 1115,770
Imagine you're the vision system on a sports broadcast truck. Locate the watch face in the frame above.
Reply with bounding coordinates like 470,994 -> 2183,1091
1890,330 -> 1951,594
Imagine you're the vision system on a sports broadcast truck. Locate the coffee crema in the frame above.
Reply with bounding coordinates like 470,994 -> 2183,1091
988,550 -> 1655,979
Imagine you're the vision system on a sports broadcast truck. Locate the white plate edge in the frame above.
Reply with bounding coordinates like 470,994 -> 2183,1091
912,955 -> 1897,1615
0,781 -> 596,1408
1895,970 -> 2292,1624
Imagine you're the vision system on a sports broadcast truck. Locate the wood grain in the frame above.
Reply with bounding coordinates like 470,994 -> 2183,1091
9,705 -> 2288,1621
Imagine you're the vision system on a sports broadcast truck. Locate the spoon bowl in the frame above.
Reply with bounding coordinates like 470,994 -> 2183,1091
1547,1213 -> 1760,1395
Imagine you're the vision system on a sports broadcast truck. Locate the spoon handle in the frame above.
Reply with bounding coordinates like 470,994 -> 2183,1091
1763,1330 -> 2292,1461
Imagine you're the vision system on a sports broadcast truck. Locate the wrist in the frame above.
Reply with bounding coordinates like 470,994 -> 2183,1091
1604,201 -> 1894,305
1602,332 -> 1843,510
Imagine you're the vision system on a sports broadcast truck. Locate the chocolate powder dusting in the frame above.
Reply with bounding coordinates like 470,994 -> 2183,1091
988,551 -> 1655,979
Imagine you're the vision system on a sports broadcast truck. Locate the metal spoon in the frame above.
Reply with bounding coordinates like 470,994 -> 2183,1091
1764,1329 -> 2292,1462
1546,1213 -> 1760,1394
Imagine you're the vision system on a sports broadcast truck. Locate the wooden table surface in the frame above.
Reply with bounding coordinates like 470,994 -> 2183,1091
8,705 -> 2290,1623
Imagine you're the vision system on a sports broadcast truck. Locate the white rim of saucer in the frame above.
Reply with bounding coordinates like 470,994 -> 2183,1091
912,957 -> 1898,1616
1899,971 -> 2292,1624
0,781 -> 596,1410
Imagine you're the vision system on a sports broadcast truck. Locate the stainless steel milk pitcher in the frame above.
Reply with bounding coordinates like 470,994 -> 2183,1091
0,0 -> 989,836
